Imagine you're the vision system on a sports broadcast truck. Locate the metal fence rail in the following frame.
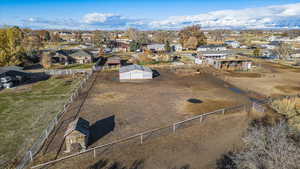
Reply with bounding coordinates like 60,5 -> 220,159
30,101 -> 265,169
16,70 -> 93,169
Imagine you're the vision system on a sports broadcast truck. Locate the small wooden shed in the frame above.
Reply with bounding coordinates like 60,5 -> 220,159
64,117 -> 90,153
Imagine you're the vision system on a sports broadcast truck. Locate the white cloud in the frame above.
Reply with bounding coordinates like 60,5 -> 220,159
149,3 -> 300,29
17,3 -> 300,30
83,13 -> 120,23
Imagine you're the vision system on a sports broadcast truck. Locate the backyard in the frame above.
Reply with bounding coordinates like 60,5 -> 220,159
0,75 -> 82,167
34,67 -> 253,168
224,59 -> 300,97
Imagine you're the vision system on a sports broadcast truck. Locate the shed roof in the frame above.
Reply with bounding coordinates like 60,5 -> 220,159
120,64 -> 152,73
64,117 -> 90,137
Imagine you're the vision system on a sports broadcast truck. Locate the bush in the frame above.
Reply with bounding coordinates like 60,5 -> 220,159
230,121 -> 300,169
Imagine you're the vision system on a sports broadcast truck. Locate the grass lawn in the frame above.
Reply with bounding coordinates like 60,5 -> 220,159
61,63 -> 94,69
48,63 -> 94,70
0,75 -> 82,166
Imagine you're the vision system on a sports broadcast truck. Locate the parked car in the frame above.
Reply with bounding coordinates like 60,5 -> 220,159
2,82 -> 13,88
0,76 -> 12,83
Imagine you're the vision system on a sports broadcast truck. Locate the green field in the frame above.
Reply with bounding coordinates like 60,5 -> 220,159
0,75 -> 82,167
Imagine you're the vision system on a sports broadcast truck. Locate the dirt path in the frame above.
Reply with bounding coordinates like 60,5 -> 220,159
41,73 -> 98,156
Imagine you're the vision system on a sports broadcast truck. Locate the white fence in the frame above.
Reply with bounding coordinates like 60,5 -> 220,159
45,69 -> 92,76
16,71 -> 93,169
30,102 -> 256,169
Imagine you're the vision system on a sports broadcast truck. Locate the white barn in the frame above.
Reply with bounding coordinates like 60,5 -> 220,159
119,64 -> 153,81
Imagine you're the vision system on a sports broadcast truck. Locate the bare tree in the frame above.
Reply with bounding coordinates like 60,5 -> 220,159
210,30 -> 225,42
233,121 -> 300,169
275,43 -> 293,60
41,52 -> 53,69
126,28 -> 140,41
179,25 -> 207,49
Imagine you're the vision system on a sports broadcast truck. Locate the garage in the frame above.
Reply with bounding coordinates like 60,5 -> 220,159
119,64 -> 153,82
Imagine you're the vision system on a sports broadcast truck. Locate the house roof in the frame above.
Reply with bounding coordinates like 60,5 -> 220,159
69,50 -> 92,58
147,44 -> 165,49
120,64 -> 152,73
64,117 -> 90,137
198,44 -> 226,48
0,66 -> 26,75
54,52 -> 69,58
217,59 -> 252,62
106,56 -> 121,64
200,50 -> 233,56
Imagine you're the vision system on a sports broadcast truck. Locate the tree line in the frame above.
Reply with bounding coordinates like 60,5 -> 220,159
0,26 -> 61,66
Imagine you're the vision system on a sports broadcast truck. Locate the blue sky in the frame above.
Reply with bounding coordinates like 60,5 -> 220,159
1,0 -> 300,29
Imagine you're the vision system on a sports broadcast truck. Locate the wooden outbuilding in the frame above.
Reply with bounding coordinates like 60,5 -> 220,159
212,59 -> 252,71
64,117 -> 90,153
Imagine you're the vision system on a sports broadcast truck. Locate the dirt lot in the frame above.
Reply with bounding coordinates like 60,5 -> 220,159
47,112 -> 251,169
225,60 -> 300,97
39,68 -> 251,163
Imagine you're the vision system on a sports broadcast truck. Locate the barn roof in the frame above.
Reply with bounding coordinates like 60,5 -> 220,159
64,117 -> 90,137
119,64 -> 152,73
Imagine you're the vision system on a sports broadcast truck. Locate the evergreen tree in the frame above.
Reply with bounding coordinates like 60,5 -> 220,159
165,40 -> 171,53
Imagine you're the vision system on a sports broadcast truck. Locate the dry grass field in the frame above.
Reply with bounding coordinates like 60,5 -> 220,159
225,60 -> 300,97
0,75 -> 82,167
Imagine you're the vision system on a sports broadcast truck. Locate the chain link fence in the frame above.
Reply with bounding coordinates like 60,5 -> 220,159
16,70 -> 93,169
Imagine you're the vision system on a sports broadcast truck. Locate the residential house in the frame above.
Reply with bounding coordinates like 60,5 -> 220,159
225,40 -> 240,48
171,44 -> 183,52
197,45 -> 227,52
112,42 -> 129,53
106,56 -> 122,66
52,51 -> 70,65
147,44 -> 165,52
291,50 -> 300,59
69,50 -> 93,64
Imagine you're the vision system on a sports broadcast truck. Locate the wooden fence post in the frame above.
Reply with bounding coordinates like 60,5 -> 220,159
200,115 -> 203,123
140,134 -> 143,144
54,116 -> 58,125
93,149 -> 96,158
222,109 -> 225,115
29,151 -> 33,161
173,124 -> 176,133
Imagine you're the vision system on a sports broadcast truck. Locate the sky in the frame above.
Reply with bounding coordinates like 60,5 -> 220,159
1,0 -> 300,30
